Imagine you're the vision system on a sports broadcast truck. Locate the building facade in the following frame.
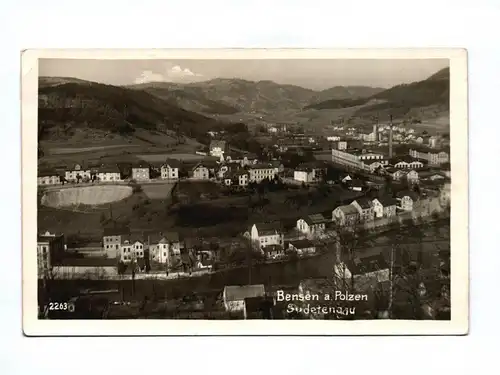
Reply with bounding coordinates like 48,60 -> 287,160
131,165 -> 150,181
250,222 -> 283,249
37,232 -> 65,279
248,165 -> 276,183
161,160 -> 180,180
192,164 -> 210,180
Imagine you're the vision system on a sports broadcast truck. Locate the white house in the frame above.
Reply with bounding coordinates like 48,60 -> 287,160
223,284 -> 266,313
248,164 -> 277,183
38,173 -> 61,186
372,196 -> 398,218
250,222 -> 283,249
192,164 -> 210,180
332,205 -> 360,226
294,168 -> 315,183
386,168 -> 407,181
235,170 -> 249,186
131,164 -> 150,181
150,232 -> 181,264
351,198 -> 374,222
396,190 -> 419,212
296,214 -> 327,237
65,163 -> 92,182
161,159 -> 180,180
97,165 -> 121,182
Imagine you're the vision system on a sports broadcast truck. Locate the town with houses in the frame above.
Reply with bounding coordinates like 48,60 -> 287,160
36,63 -> 451,320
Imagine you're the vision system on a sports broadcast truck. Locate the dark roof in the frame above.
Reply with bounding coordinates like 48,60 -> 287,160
254,222 -> 282,236
289,239 -> 315,249
98,164 -> 121,173
390,155 -> 418,164
103,226 -> 130,236
374,196 -> 398,207
224,285 -> 265,302
162,158 -> 181,168
192,163 -> 208,171
348,254 -> 389,275
131,162 -> 150,169
249,163 -> 275,170
304,213 -> 327,225
334,205 -> 359,216
352,197 -> 373,209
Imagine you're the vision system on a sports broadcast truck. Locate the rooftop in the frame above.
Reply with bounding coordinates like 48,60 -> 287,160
254,222 -> 282,236
163,158 -> 182,168
352,197 -> 373,209
289,239 -> 315,249
335,204 -> 359,216
373,196 -> 398,207
304,213 -> 327,225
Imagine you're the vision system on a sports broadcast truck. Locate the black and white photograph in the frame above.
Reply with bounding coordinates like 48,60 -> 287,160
22,49 -> 468,335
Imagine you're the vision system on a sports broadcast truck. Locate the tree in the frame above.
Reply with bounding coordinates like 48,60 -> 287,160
117,261 -> 127,275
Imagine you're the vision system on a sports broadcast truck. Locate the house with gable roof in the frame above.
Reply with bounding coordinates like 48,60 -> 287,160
131,162 -> 150,181
65,163 -> 92,182
250,222 -> 284,249
332,205 -> 360,226
372,196 -> 398,218
351,198 -> 375,222
161,159 -> 180,180
192,163 -> 210,180
149,231 -> 181,264
396,190 -> 420,211
334,254 -> 390,291
296,214 -> 327,237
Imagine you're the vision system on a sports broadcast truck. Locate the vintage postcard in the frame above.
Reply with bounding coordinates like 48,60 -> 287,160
22,49 -> 468,336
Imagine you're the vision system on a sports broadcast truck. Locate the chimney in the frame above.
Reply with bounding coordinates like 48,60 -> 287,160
389,115 -> 393,159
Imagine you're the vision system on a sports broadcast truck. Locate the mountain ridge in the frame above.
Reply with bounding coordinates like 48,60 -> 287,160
127,78 -> 384,114
305,67 -> 450,120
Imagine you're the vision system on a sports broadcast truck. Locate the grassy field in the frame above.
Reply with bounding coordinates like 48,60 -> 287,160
137,153 -> 209,163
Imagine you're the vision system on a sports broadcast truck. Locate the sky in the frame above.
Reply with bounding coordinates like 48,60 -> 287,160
39,58 -> 449,90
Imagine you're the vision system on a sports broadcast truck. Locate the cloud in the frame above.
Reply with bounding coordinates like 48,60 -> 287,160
134,65 -> 203,84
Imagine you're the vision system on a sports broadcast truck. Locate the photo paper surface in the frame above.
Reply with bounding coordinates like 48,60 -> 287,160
21,49 -> 468,335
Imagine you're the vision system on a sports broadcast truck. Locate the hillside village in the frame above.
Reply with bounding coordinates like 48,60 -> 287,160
37,67 -> 451,320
